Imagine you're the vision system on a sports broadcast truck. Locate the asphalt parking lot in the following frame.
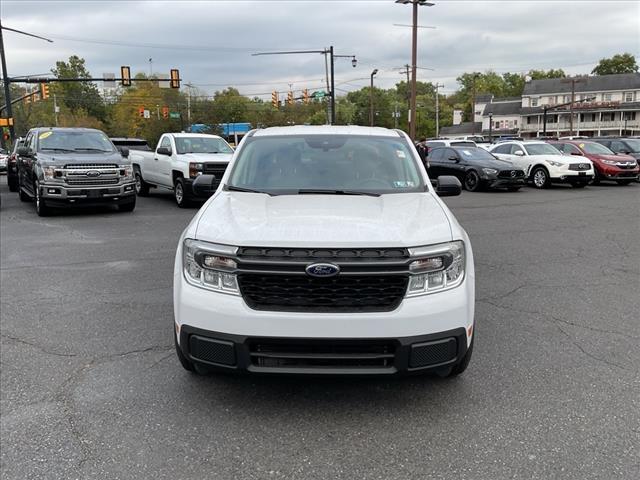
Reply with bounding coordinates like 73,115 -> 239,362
1,182 -> 639,480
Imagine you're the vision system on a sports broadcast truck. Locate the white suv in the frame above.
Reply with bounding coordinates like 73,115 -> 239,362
173,126 -> 475,377
490,140 -> 594,188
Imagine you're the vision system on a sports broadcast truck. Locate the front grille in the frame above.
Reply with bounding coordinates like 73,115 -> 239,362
498,169 -> 525,178
249,338 -> 396,371
569,163 -> 591,171
66,178 -> 119,186
63,163 -> 119,169
238,247 -> 409,261
202,164 -> 228,189
238,273 -> 409,312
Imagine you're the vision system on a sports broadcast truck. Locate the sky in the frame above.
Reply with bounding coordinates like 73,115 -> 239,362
2,0 -> 639,100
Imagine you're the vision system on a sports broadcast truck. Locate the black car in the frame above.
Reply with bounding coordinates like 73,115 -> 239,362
591,137 -> 640,161
6,138 -> 24,191
427,146 -> 526,192
17,127 -> 136,216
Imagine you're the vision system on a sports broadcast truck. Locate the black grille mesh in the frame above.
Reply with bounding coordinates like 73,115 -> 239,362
238,274 -> 408,312
498,170 -> 525,178
238,247 -> 408,261
189,335 -> 236,366
409,338 -> 457,368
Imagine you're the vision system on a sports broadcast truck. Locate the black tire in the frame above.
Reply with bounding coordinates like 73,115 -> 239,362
591,171 -> 600,185
8,177 -> 18,192
506,186 -> 521,192
175,330 -> 195,372
439,336 -> 474,378
34,180 -> 51,217
463,170 -> 482,192
134,168 -> 150,196
174,177 -> 191,208
616,180 -> 632,186
118,197 -> 136,212
571,182 -> 587,188
531,166 -> 550,189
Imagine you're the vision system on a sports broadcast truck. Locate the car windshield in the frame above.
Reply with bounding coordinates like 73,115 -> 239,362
580,142 -> 614,154
454,147 -> 498,160
227,134 -> 424,195
175,137 -> 233,154
623,139 -> 640,152
524,143 -> 561,156
38,130 -> 115,153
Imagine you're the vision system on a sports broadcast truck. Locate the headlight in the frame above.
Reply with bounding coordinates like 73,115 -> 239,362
43,166 -> 56,179
547,160 -> 564,167
601,159 -> 617,165
189,162 -> 203,178
406,241 -> 465,297
182,239 -> 240,295
119,165 -> 133,177
482,168 -> 498,175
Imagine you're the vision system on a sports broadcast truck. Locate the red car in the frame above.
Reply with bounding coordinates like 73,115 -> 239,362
549,140 -> 639,185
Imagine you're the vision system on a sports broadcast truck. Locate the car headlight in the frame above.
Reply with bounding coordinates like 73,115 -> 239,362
406,241 -> 465,297
119,165 -> 133,177
547,160 -> 564,167
189,162 -> 203,178
601,159 -> 617,166
482,168 -> 498,175
43,166 -> 56,179
182,239 -> 240,295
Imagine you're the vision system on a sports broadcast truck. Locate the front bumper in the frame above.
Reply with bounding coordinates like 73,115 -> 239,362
40,180 -> 136,205
550,172 -> 594,183
486,177 -> 526,188
178,324 -> 470,375
596,165 -> 639,180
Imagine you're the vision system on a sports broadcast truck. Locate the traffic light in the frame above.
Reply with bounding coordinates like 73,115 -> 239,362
121,66 -> 132,87
162,106 -> 169,119
170,69 -> 180,89
271,91 -> 279,109
40,83 -> 50,100
303,89 -> 309,104
287,91 -> 294,105
138,107 -> 145,118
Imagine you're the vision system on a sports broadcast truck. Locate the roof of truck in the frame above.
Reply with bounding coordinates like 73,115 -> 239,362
252,125 -> 403,137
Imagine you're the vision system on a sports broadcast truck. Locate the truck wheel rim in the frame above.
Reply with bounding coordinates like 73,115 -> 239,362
534,170 -> 546,187
175,183 -> 183,203
135,174 -> 142,193
35,181 -> 41,210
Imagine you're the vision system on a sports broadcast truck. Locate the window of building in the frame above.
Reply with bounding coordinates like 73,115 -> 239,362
624,92 -> 634,102
548,96 -> 556,105
602,112 -> 614,122
531,97 -> 538,107
494,121 -> 500,129
603,93 -> 612,101
591,113 -> 596,122
514,120 -> 518,127
527,116 -> 532,124
623,112 -> 637,121
563,95 -> 571,103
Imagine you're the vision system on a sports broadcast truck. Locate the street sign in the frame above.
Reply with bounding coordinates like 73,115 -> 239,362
312,91 -> 326,99
158,73 -> 170,89
143,110 -> 151,119
169,112 -> 180,119
103,73 -> 116,88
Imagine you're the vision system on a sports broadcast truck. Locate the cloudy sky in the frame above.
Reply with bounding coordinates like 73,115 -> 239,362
2,0 -> 639,100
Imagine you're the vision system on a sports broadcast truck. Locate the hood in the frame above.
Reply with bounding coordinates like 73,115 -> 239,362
194,192 -> 453,248
38,151 -> 126,166
589,153 -> 636,163
530,154 -> 578,164
469,157 -> 516,170
179,152 -> 233,164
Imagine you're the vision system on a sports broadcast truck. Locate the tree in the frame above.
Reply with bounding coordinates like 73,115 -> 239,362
591,53 -> 638,75
528,68 -> 566,80
51,55 -> 105,121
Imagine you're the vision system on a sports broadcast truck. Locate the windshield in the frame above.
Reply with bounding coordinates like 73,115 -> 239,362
227,135 -> 424,195
580,142 -> 614,155
623,139 -> 640,152
175,136 -> 233,154
454,147 -> 498,160
37,130 -> 115,153
524,143 -> 561,156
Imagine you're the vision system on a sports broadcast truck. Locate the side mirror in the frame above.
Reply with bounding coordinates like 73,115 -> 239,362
514,150 -> 525,156
192,174 -> 218,197
156,146 -> 172,156
119,147 -> 130,158
17,146 -> 30,156
448,155 -> 459,162
435,175 -> 462,197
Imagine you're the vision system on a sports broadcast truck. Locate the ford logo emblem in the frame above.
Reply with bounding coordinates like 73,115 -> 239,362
305,263 -> 340,278
86,170 -> 101,177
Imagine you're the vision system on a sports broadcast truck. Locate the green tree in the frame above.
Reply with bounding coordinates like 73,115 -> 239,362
51,55 -> 105,121
591,53 -> 638,75
528,68 -> 566,80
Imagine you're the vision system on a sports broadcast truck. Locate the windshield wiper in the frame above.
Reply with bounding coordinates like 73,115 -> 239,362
73,148 -> 112,152
225,185 -> 274,195
41,147 -> 74,152
296,189 -> 381,197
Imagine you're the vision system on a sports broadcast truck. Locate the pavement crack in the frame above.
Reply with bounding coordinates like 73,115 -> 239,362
1,333 -> 78,358
554,325 -> 629,371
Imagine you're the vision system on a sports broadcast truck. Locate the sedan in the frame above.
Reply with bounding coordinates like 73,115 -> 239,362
427,146 -> 526,192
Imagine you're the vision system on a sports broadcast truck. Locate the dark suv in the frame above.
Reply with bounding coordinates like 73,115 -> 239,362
17,127 -> 136,216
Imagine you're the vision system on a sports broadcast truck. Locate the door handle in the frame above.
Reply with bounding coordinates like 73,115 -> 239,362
154,157 -> 159,161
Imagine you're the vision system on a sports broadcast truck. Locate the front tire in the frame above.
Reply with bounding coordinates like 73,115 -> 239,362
8,177 -> 18,192
134,168 -> 150,196
463,170 -> 482,192
34,180 -> 51,217
531,167 -> 550,189
174,177 -> 191,208
18,184 -> 31,202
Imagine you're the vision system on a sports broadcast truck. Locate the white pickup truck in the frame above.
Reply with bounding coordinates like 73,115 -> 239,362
130,133 -> 234,207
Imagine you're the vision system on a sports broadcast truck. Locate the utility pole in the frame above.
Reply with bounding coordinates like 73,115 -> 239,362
471,73 -> 479,134
0,19 -> 15,142
53,93 -> 59,126
434,83 -> 444,138
561,77 -> 584,136
370,69 -> 378,126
